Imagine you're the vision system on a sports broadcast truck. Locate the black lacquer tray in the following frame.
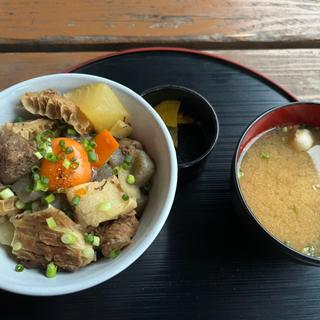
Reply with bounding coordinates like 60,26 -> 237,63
4,48 -> 320,320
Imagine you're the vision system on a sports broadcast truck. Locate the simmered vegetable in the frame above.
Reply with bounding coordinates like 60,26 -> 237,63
92,129 -> 119,168
65,176 -> 137,228
110,120 -> 133,139
131,150 -> 155,187
65,83 -> 130,132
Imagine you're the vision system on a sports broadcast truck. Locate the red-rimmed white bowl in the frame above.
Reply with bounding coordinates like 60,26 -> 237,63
232,102 -> 320,265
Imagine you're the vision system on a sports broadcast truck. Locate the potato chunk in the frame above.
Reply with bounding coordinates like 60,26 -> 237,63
66,176 -> 137,228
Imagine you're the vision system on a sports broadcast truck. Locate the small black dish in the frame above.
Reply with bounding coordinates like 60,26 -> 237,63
141,85 -> 219,181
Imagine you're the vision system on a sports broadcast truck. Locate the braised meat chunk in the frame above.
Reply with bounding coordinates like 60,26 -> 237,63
10,206 -> 95,271
95,213 -> 138,257
0,129 -> 38,184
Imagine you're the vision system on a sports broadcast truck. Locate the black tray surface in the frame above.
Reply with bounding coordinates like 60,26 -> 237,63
3,49 -> 319,320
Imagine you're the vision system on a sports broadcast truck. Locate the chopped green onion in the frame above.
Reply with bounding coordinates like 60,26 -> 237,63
61,232 -> 77,245
70,162 -> 79,170
31,165 -> 40,174
65,147 -> 74,154
124,155 -> 133,164
33,173 -> 40,181
67,128 -> 77,136
283,240 -> 291,247
45,152 -> 57,162
25,185 -> 33,193
93,236 -> 100,247
24,202 -> 32,210
34,151 -> 43,159
71,196 -> 80,206
126,174 -> 135,185
109,248 -> 121,259
121,163 -> 129,170
260,152 -> 270,160
63,158 -> 71,169
89,140 -> 97,148
122,193 -> 129,201
12,241 -> 22,251
14,116 -> 24,123
82,247 -> 95,259
46,217 -> 57,229
143,183 -> 151,193
97,202 -> 111,212
0,188 -> 15,200
59,140 -> 66,149
84,233 -> 95,244
238,169 -> 244,179
71,157 -> 77,162
46,262 -> 58,278
302,246 -> 316,257
88,151 -> 97,162
15,264 -> 24,272
112,166 -> 120,175
44,194 -> 55,204
15,200 -> 25,209
34,179 -> 48,192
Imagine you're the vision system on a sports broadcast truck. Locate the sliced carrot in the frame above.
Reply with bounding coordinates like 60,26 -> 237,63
93,129 -> 119,168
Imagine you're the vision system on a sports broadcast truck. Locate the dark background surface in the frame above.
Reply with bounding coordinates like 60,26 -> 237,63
2,50 -> 319,320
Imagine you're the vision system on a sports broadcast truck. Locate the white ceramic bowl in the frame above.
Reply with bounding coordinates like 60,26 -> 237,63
0,73 -> 177,296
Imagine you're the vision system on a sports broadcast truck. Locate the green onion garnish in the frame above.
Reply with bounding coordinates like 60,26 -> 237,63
46,262 -> 58,278
71,196 -> 80,207
31,165 -> 40,174
15,200 -> 25,209
122,193 -> 129,201
93,236 -> 100,247
34,151 -> 43,159
14,116 -> 24,123
59,140 -> 65,149
46,217 -> 57,229
121,163 -> 129,170
45,152 -> 57,162
88,151 -> 97,162
126,174 -> 135,185
34,179 -> 48,192
84,233 -> 95,244
65,147 -> 73,154
143,183 -> 151,193
97,202 -> 111,212
112,166 -> 120,175
70,162 -> 79,170
15,264 -> 24,272
124,155 -> 133,164
63,158 -> 71,169
0,188 -> 15,200
44,194 -> 55,204
238,169 -> 244,179
61,232 -> 77,245
109,248 -> 121,259
82,247 -> 95,259
260,152 -> 270,160
67,128 -> 77,136
12,241 -> 22,251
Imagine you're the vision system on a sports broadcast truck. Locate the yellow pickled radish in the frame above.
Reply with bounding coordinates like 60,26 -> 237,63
65,83 -> 130,132
154,100 -> 181,127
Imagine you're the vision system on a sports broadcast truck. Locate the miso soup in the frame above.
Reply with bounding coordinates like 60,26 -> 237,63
239,125 -> 320,257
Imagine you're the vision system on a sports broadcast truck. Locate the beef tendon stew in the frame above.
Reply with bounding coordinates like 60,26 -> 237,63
0,83 -> 155,278
239,125 -> 320,258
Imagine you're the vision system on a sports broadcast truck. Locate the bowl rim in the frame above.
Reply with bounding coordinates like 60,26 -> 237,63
0,73 -> 178,295
141,84 -> 220,169
233,100 -> 320,265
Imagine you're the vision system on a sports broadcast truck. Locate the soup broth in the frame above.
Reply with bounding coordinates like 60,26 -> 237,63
239,125 -> 320,257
